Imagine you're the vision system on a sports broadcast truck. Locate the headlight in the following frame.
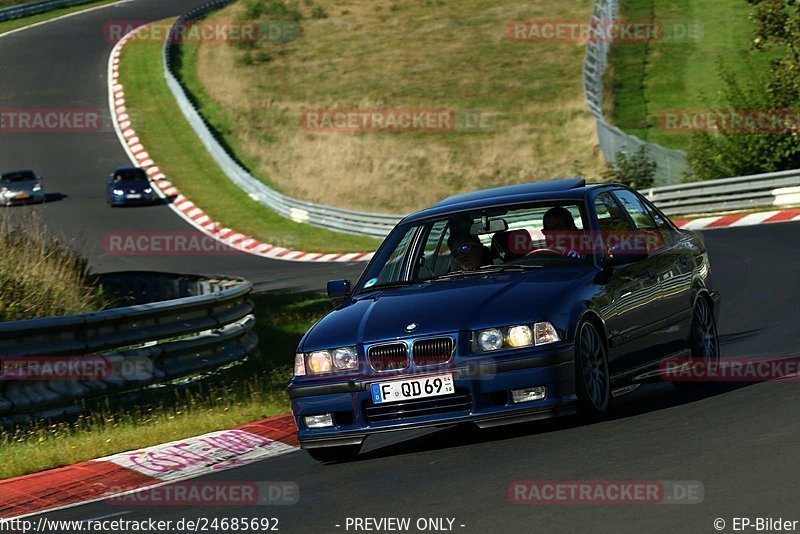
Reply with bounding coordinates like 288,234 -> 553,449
332,347 -> 358,370
477,328 -> 504,352
507,325 -> 533,347
307,351 -> 333,374
302,347 -> 359,375
473,322 -> 560,353
144,187 -> 153,194
113,189 -> 124,195
32,184 -> 42,192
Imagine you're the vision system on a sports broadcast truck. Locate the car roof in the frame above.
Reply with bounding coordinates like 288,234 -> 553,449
402,178 -> 615,223
113,167 -> 144,173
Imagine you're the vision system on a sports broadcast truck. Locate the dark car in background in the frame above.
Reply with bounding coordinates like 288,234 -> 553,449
288,178 -> 721,462
0,170 -> 45,206
106,167 -> 158,206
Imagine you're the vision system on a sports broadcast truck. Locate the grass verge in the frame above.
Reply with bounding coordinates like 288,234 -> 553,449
0,0 -> 119,37
0,215 -> 107,322
606,0 -> 772,151
0,291 -> 330,480
120,19 -> 380,253
177,0 -> 605,214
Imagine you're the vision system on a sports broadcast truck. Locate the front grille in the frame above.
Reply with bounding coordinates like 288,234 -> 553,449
364,390 -> 472,423
368,343 -> 409,371
412,337 -> 454,366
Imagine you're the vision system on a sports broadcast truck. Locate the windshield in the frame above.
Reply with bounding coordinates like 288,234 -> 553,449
357,202 -> 591,292
1,171 -> 36,183
113,169 -> 147,182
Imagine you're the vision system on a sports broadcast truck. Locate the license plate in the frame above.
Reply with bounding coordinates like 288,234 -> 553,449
15,194 -> 30,199
127,194 -> 141,199
371,374 -> 454,404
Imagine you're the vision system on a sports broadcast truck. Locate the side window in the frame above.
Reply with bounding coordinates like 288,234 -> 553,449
613,190 -> 668,253
642,199 -> 676,247
612,190 -> 657,230
594,192 -> 632,232
417,221 -> 454,280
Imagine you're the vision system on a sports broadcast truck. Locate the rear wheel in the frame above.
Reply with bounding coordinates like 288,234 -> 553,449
575,320 -> 610,415
673,296 -> 719,390
306,444 -> 362,463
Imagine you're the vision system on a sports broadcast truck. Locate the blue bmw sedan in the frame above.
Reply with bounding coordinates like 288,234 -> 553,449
106,167 -> 158,206
289,179 -> 720,462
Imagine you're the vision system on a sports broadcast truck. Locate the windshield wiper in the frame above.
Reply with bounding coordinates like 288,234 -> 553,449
357,281 -> 419,292
434,264 -> 542,280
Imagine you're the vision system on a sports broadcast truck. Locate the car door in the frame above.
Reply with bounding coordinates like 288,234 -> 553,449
640,195 -> 696,356
592,191 -> 666,376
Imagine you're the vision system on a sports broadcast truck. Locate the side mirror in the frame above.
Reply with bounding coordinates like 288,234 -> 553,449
609,242 -> 649,266
327,279 -> 351,306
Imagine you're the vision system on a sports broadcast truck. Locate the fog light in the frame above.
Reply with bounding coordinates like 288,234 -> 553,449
304,414 -> 334,429
511,386 -> 546,404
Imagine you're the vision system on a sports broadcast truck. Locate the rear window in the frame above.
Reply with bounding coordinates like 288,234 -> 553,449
113,169 -> 147,182
1,171 -> 36,183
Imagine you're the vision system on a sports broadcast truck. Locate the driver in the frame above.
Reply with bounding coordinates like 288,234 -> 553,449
447,232 -> 496,271
542,207 -> 582,258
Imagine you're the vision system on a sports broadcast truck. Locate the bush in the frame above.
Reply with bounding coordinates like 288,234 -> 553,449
0,216 -> 106,322
601,147 -> 657,189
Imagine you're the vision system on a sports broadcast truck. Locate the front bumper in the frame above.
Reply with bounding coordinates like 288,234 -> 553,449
109,193 -> 159,205
289,344 -> 577,449
2,192 -> 44,205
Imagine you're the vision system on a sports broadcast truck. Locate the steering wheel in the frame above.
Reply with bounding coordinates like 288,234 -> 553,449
526,247 -> 565,256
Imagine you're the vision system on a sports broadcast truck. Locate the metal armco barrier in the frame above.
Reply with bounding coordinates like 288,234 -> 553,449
0,272 -> 257,424
583,0 -> 690,185
0,0 -> 96,22
163,0 -> 403,238
646,168 -> 800,216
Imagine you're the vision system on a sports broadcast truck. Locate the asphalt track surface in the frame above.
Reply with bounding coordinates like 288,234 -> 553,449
5,2 -> 800,533
34,215 -> 800,530
0,0 -> 364,292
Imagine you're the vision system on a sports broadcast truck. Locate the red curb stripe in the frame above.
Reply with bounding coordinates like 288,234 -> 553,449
764,209 -> 800,223
706,213 -> 748,228
0,412 -> 298,519
0,461 -> 158,518
236,413 -> 299,448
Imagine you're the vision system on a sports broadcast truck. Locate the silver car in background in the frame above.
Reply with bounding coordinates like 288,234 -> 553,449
0,170 -> 45,206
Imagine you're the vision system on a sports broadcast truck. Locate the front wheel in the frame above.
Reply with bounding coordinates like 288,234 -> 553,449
306,444 -> 362,463
575,320 -> 610,416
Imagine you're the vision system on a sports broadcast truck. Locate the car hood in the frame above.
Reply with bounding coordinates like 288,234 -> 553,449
301,267 -> 594,351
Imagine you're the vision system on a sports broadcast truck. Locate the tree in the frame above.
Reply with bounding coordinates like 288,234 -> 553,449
601,147 -> 657,190
686,1 -> 800,180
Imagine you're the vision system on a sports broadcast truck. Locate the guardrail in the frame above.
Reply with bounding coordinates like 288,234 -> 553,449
162,0 -> 403,238
645,168 -> 800,216
583,0 -> 690,185
0,272 -> 257,425
0,0 -> 95,22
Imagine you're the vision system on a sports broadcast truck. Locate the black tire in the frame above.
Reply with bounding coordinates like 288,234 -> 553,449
306,444 -> 362,463
673,295 -> 720,390
575,320 -> 611,416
